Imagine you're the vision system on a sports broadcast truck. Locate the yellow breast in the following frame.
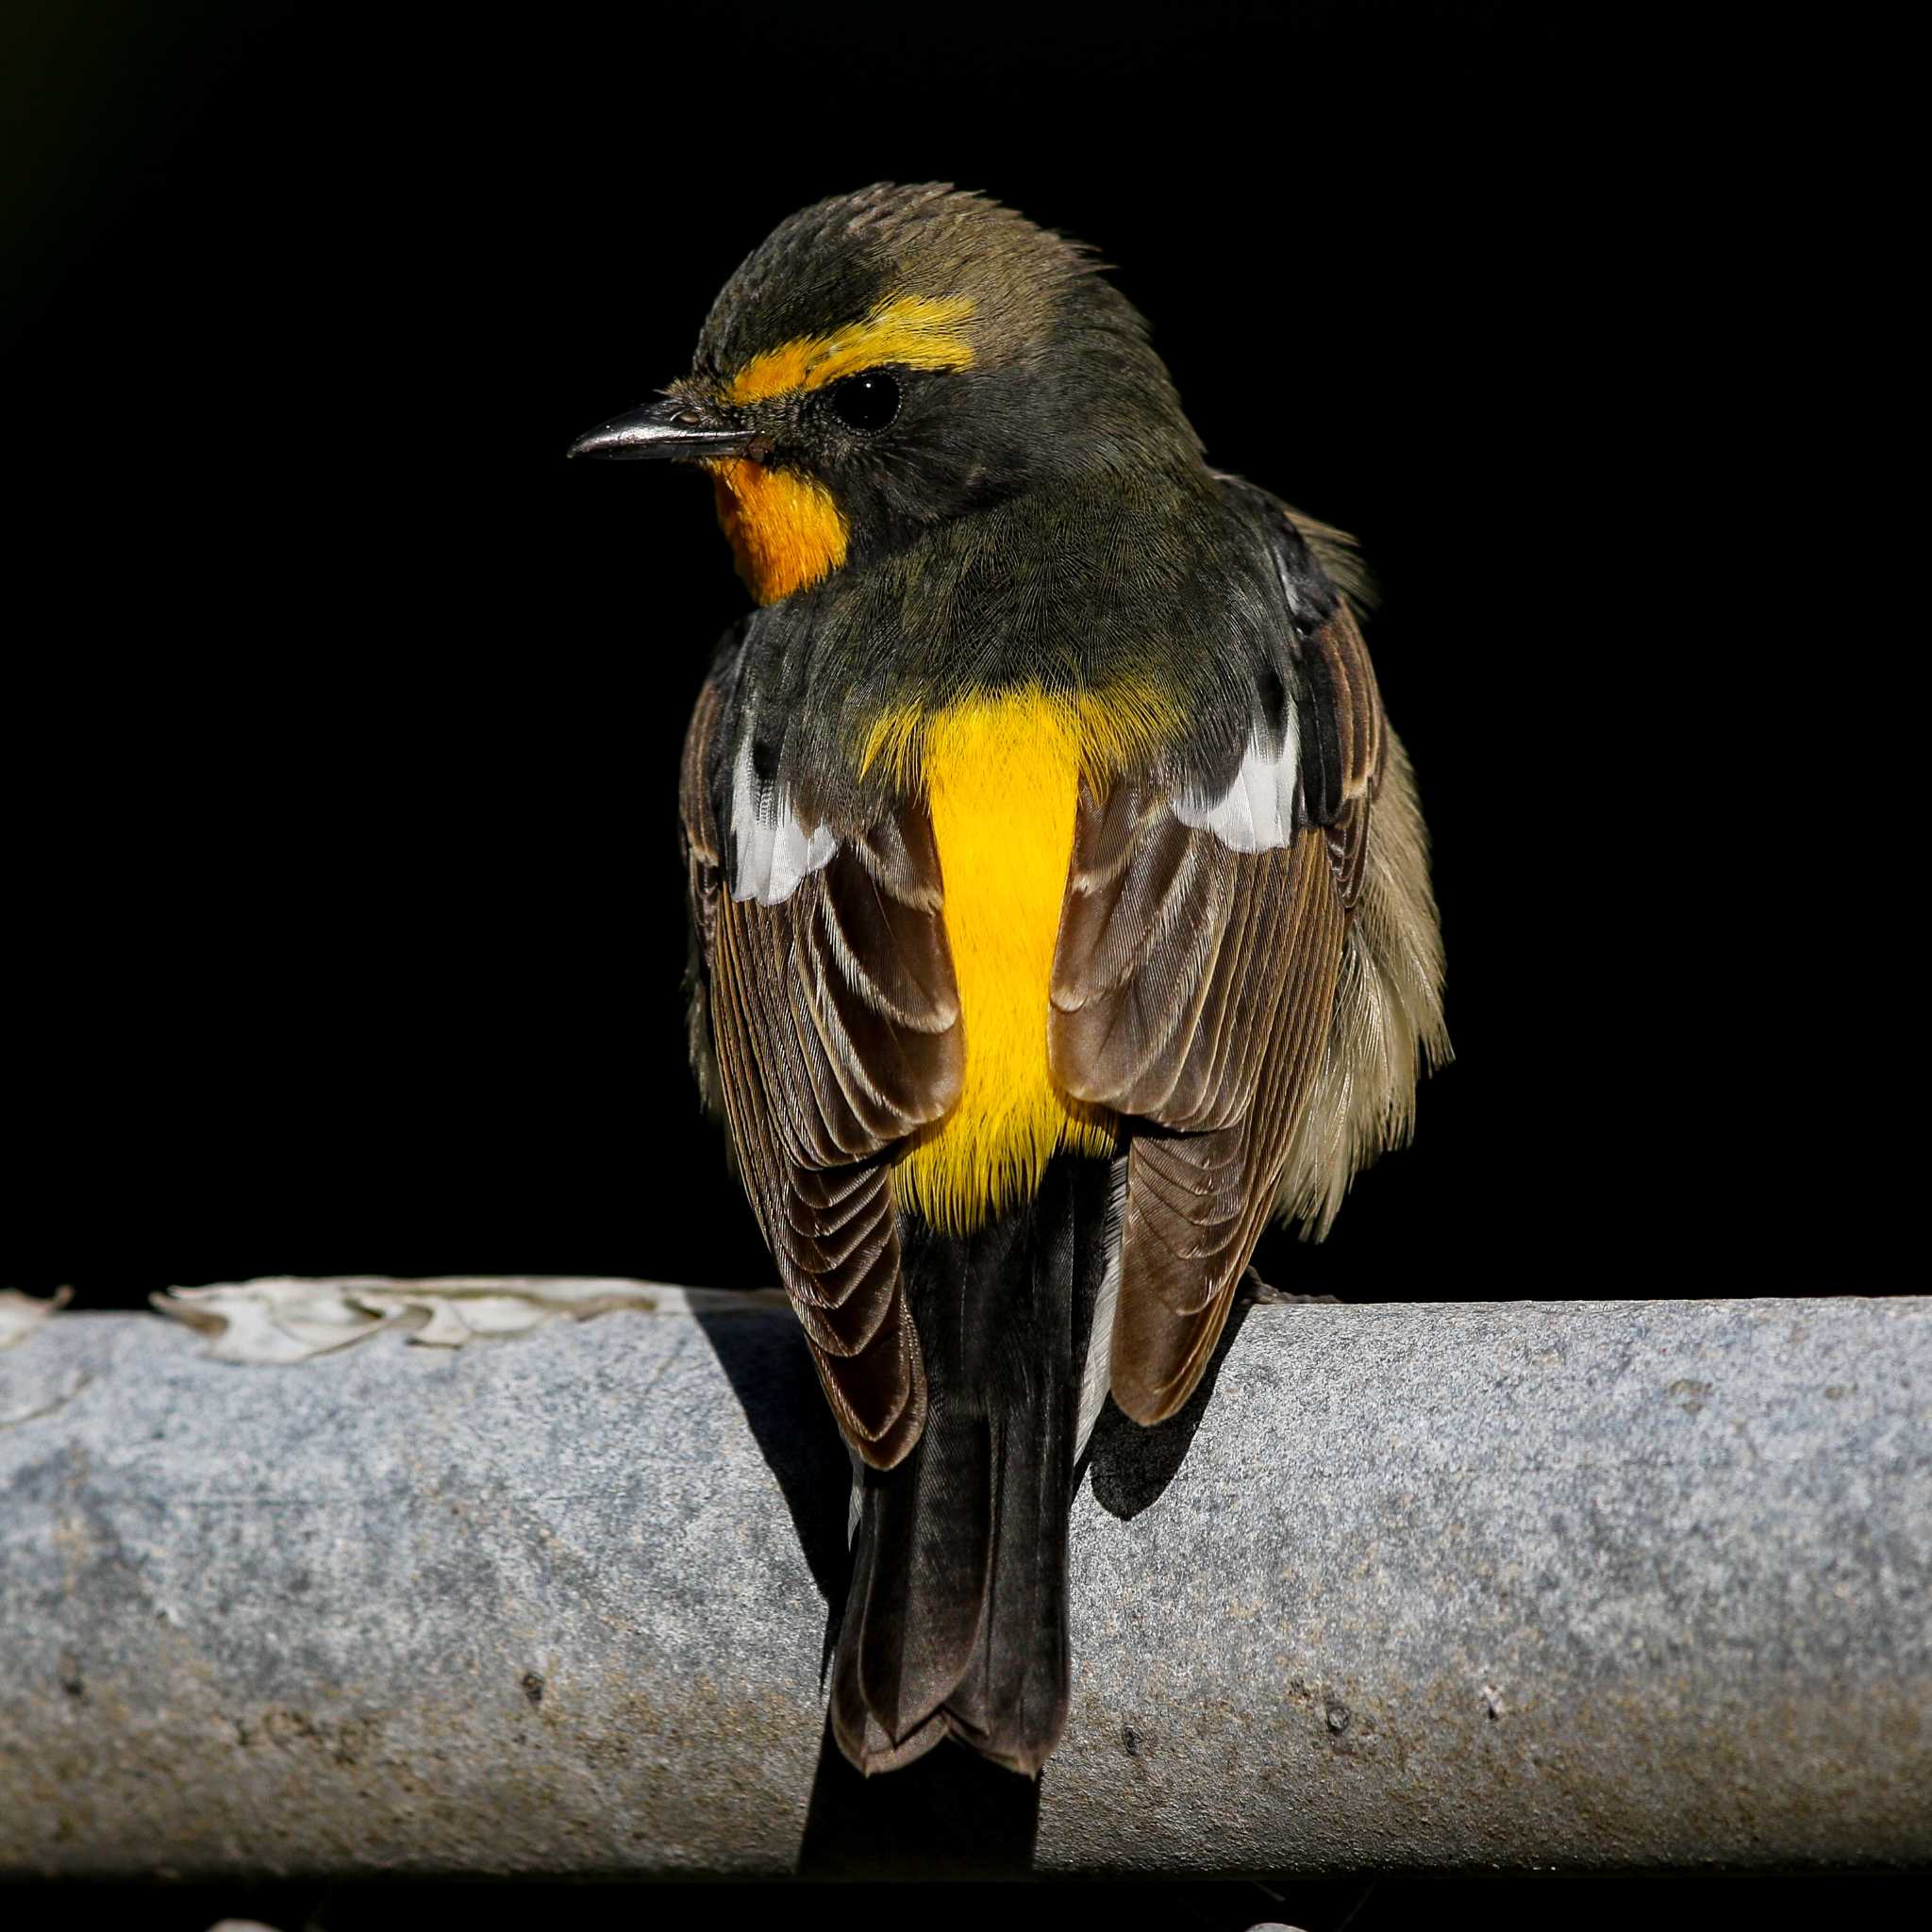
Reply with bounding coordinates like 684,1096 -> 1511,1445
861,684 -> 1176,1232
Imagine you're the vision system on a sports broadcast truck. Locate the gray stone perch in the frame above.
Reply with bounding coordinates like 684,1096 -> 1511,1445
2,1288 -> 1927,1878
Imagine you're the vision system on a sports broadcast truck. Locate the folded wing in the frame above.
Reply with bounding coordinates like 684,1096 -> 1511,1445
1051,589 -> 1387,1424
681,679 -> 963,1467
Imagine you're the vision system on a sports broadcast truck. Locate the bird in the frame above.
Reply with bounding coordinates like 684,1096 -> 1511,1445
569,183 -> 1447,1778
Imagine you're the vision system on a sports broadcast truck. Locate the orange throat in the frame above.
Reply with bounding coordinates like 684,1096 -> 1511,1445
708,459 -> 849,604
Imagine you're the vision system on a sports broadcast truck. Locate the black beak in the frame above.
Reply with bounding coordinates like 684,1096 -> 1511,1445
566,395 -> 759,461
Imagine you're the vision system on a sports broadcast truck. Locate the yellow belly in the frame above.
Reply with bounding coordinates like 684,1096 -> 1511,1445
863,686 -> 1174,1232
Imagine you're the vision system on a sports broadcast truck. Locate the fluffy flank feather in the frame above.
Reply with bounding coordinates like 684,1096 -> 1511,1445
1282,506 -> 1380,611
1272,731 -> 1449,1237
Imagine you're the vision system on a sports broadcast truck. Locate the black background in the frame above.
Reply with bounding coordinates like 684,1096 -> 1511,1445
9,0 -> 1888,1307
2,4 -> 1914,1924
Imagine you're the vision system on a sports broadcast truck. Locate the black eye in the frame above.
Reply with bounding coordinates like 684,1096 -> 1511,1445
827,371 -> 900,434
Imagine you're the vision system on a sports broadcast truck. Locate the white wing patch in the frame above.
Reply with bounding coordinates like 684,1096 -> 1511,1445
1172,726 -> 1300,853
1074,1158 -> 1129,1459
731,739 -> 837,905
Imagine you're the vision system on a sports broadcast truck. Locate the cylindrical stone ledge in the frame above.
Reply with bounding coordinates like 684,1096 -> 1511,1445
1,1292 -> 1926,1877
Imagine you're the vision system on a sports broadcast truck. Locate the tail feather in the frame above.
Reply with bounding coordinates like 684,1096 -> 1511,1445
856,1413 -> 992,1738
830,1157 -> 1113,1776
942,1407 -> 1073,1770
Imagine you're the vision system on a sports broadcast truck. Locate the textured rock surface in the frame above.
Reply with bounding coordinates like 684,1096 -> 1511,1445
2,1296 -> 1927,1876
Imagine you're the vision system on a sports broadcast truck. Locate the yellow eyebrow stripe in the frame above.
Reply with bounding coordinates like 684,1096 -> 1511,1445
726,293 -> 976,404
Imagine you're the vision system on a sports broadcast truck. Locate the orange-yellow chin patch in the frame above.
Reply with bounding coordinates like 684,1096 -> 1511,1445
709,459 -> 848,604
862,685 -> 1181,1233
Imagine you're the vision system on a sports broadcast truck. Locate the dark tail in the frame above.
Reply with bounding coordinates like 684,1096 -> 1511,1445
830,1156 -> 1115,1776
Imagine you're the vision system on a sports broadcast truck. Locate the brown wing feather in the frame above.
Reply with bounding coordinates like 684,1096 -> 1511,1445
1049,789 -> 1236,1122
681,680 -> 962,1467
1051,599 -> 1383,1426
1067,827 -> 1345,1423
1303,600 -> 1385,908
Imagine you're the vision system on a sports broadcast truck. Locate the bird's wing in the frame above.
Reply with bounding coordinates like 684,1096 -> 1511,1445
681,675 -> 962,1468
1050,567 -> 1385,1425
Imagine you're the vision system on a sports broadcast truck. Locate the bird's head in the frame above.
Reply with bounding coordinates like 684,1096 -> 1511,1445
568,183 -> 1199,604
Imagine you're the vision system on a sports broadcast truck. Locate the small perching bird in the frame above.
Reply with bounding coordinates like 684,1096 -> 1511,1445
571,185 -> 1447,1777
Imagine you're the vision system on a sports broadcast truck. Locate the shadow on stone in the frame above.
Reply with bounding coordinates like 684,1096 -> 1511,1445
691,1302 -> 852,1679
796,1713 -> 1042,1876
1083,1282 -> 1264,1521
